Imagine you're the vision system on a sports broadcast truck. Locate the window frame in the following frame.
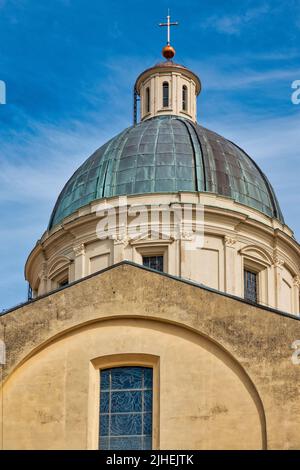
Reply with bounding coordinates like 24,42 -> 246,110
99,366 -> 153,450
132,242 -> 170,273
242,258 -> 267,306
52,268 -> 70,289
58,277 -> 69,288
244,269 -> 258,304
162,81 -> 169,108
145,86 -> 150,114
142,255 -> 164,273
239,247 -> 272,308
88,354 -> 160,450
182,85 -> 188,112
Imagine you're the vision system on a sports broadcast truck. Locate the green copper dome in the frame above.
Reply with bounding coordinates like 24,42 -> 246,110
49,115 -> 284,229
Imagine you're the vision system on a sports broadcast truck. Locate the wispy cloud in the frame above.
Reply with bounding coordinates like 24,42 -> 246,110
203,110 -> 300,237
1,0 -> 300,310
248,51 -> 300,62
204,67 -> 299,90
1,67 -> 299,309
0,105 -> 131,309
203,4 -> 270,35
0,113 -> 129,206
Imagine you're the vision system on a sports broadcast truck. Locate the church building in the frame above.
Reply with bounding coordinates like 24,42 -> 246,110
1,16 -> 300,450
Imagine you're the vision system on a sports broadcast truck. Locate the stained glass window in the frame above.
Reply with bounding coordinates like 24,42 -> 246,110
244,270 -> 258,303
99,367 -> 153,450
162,82 -> 169,107
143,256 -> 164,272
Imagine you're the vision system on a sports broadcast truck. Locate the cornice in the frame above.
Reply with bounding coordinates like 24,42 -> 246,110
25,193 -> 300,285
135,63 -> 201,95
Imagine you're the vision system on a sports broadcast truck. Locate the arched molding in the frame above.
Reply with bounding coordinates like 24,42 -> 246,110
239,245 -> 273,267
48,255 -> 72,280
2,315 -> 267,450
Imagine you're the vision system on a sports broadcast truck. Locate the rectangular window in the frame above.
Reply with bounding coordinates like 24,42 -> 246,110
162,82 -> 169,108
244,270 -> 258,303
145,87 -> 150,114
182,85 -> 188,111
143,255 -> 164,272
58,278 -> 69,288
99,367 -> 153,450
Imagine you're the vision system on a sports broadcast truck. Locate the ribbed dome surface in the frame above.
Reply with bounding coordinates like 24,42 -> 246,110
49,116 -> 284,229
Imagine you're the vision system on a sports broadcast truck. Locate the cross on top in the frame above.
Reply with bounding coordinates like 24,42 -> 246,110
159,11 -> 179,45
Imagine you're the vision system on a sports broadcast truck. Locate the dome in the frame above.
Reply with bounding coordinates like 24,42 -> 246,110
49,115 -> 284,229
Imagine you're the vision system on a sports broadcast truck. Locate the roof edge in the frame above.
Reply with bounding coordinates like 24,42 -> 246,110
3,260 -> 299,321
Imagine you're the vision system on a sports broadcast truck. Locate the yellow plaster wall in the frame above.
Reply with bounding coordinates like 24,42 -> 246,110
2,263 -> 300,450
1,319 -> 263,450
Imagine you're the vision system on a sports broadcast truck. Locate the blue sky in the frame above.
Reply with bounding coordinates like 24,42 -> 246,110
0,0 -> 300,310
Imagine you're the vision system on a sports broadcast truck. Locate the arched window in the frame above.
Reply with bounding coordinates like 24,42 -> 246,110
162,81 -> 169,108
145,87 -> 150,114
182,85 -> 188,111
99,366 -> 153,450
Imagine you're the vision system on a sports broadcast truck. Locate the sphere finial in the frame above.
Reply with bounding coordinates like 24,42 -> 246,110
162,44 -> 175,60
